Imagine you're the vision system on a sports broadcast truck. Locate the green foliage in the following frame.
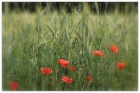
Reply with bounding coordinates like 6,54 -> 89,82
2,7 -> 138,91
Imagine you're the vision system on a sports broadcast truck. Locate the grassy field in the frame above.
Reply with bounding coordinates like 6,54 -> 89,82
2,6 -> 138,91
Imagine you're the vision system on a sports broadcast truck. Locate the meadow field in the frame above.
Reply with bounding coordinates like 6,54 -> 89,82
2,4 -> 138,91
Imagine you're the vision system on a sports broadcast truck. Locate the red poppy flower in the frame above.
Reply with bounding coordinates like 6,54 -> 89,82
40,67 -> 52,74
10,82 -> 18,90
58,59 -> 69,68
69,66 -> 76,72
110,44 -> 118,54
86,76 -> 93,82
61,76 -> 73,84
92,51 -> 104,57
116,62 -> 126,69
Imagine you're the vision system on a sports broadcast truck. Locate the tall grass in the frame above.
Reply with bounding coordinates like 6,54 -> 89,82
2,4 -> 138,91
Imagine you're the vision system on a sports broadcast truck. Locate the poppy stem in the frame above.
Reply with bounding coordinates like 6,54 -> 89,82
94,57 -> 99,90
62,83 -> 65,90
120,70 -> 124,90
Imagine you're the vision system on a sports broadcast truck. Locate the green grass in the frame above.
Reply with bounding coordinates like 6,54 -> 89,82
2,7 -> 138,91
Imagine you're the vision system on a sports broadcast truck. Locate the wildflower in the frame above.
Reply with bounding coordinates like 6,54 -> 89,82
86,76 -> 93,82
61,76 -> 73,84
10,82 -> 18,90
92,51 -> 104,57
58,59 -> 69,68
40,67 -> 52,75
110,44 -> 118,54
116,62 -> 126,69
69,66 -> 76,72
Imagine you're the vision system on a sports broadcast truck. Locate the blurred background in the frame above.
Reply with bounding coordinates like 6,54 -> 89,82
2,2 -> 138,14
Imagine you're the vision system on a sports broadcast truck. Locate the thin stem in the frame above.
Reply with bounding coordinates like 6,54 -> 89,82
36,12 -> 41,91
